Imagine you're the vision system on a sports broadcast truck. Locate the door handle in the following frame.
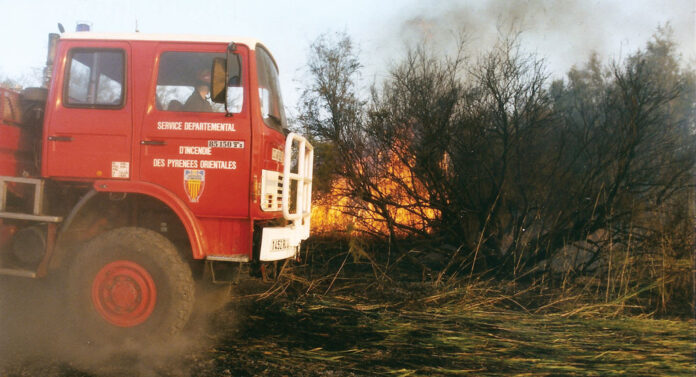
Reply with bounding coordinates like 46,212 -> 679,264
140,140 -> 167,146
48,135 -> 72,142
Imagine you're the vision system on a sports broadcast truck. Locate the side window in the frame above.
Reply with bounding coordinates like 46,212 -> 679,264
65,49 -> 124,107
156,51 -> 243,113
256,47 -> 286,132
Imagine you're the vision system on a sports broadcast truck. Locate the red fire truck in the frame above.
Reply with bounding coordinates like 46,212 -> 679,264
0,32 -> 313,342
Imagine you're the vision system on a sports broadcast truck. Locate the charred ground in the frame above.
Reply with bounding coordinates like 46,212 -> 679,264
0,243 -> 693,377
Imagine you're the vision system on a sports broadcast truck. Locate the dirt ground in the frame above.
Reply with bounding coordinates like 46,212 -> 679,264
0,274 -> 693,377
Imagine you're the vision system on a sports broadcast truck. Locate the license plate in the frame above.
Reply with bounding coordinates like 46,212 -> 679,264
271,238 -> 290,252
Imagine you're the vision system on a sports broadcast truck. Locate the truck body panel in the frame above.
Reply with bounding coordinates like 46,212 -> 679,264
1,32 -> 312,270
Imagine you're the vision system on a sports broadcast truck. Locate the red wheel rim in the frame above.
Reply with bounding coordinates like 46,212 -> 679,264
91,260 -> 157,327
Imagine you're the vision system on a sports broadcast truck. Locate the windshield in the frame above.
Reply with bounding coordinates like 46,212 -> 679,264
256,46 -> 286,132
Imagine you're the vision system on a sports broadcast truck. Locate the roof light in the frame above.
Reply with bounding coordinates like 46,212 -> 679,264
76,22 -> 92,32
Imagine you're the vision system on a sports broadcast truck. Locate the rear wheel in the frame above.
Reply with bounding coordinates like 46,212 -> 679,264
67,227 -> 194,345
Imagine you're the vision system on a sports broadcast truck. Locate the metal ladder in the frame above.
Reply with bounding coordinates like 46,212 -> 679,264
0,177 -> 62,278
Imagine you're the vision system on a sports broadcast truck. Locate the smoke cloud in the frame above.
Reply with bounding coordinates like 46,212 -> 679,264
369,0 -> 694,78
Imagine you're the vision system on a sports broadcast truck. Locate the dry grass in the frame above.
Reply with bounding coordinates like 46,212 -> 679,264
0,239 -> 693,376
161,247 -> 695,377
188,278 -> 695,377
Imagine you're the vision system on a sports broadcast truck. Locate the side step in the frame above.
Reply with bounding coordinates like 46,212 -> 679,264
0,177 -> 61,278
0,268 -> 36,278
0,212 -> 62,222
0,177 -> 62,222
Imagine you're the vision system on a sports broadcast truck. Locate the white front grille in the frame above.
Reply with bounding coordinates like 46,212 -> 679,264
258,133 -> 313,262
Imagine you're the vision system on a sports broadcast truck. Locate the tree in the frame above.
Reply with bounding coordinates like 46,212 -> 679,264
544,26 -> 695,269
298,32 -> 364,194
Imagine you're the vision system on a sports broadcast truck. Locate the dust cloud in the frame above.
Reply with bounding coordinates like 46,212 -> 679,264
0,276 -> 243,376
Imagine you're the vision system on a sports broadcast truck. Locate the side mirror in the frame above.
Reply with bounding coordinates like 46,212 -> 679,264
43,33 -> 60,87
210,57 -> 226,104
46,33 -> 59,66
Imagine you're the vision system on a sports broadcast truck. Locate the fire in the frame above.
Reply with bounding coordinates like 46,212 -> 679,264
311,146 -> 440,237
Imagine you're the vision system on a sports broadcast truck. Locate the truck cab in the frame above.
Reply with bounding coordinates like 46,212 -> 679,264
0,32 -> 312,343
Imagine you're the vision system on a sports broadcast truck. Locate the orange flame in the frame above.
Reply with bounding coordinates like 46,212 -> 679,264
311,146 -> 440,237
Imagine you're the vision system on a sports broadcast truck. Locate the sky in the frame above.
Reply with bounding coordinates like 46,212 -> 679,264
0,0 -> 693,113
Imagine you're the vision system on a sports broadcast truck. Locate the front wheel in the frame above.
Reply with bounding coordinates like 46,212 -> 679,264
67,227 -> 195,345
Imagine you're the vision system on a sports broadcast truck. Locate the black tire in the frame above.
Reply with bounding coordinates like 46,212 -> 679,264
66,227 -> 194,345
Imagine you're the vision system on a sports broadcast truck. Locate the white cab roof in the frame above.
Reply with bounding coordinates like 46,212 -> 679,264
60,32 -> 264,50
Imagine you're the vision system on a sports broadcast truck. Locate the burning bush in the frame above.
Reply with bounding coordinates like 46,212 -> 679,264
298,29 -> 694,314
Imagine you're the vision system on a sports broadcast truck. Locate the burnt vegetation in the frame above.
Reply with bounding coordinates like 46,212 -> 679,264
299,27 -> 695,316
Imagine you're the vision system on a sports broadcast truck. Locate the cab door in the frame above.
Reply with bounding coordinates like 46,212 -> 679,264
139,44 -> 251,218
44,42 -> 132,180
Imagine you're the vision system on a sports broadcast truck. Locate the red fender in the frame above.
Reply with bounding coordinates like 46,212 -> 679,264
93,180 -> 207,259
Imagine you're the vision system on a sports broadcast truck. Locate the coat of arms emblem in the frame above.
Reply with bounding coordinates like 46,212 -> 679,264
184,169 -> 205,202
